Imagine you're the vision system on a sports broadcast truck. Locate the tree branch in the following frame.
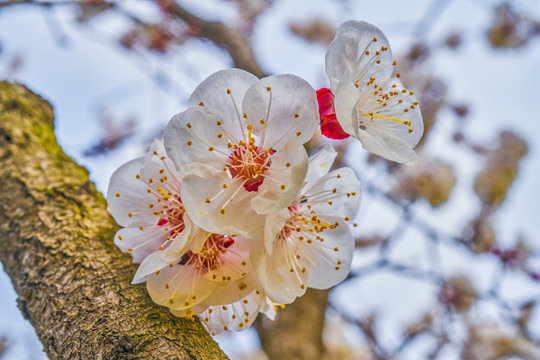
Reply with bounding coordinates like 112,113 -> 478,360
256,289 -> 328,360
0,0 -> 266,78
167,1 -> 266,78
0,81 -> 228,359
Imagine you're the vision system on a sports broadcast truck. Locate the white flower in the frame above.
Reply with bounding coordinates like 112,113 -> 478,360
181,282 -> 277,335
164,273 -> 277,335
164,69 -> 319,238
145,232 -> 252,311
106,140 -> 192,264
251,146 -> 362,304
324,20 -> 424,164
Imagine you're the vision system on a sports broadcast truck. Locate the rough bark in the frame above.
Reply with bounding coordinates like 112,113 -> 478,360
256,289 -> 328,360
0,81 -> 228,359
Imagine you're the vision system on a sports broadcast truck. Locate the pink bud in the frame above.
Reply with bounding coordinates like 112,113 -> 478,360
316,88 -> 349,140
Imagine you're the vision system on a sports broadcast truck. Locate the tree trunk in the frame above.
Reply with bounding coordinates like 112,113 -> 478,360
256,289 -> 328,360
0,81 -> 228,360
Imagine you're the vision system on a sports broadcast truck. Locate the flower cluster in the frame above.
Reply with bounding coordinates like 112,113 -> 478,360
106,20 -> 423,335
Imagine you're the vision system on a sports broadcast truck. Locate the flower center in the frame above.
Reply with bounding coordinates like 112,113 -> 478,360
227,144 -> 272,192
355,81 -> 416,133
154,187 -> 185,241
279,205 -> 338,245
180,235 -> 235,270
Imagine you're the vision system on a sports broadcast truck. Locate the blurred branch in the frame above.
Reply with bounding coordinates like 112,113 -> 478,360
343,130 -> 538,353
0,82 -> 228,359
413,0 -> 452,38
347,258 -> 444,285
327,305 -> 387,360
0,0 -> 266,77
0,336 -> 7,359
166,1 -> 266,77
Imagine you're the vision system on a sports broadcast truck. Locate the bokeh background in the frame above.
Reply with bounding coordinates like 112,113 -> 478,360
1,0 -> 539,359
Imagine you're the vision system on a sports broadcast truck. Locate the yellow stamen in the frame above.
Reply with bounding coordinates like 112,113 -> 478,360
360,113 -> 411,126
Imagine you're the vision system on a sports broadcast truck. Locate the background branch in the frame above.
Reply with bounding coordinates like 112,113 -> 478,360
0,0 -> 266,78
255,289 -> 328,360
167,1 -> 266,78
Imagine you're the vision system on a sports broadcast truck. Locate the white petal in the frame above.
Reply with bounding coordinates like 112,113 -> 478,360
357,78 -> 423,145
108,139 -> 186,231
333,76 -> 423,164
250,136 -> 308,214
353,77 -> 423,163
326,27 -> 361,90
357,128 -> 418,164
161,216 -> 194,262
203,236 -> 251,283
202,273 -> 259,306
188,69 -> 258,141
304,145 -> 337,189
303,167 -> 362,220
180,163 -> 265,238
170,302 -> 209,318
299,216 -> 354,289
260,298 -> 277,321
242,74 -> 319,149
146,263 -> 218,311
251,237 -> 308,304
326,21 -> 394,91
199,289 -> 266,334
114,224 -> 168,263
264,208 -> 290,255
333,78 -> 361,136
164,108 -> 230,171
132,250 -> 171,284
139,140 -> 183,190
108,139 -> 190,263
143,139 -> 167,164
187,226 -> 212,254
107,157 -> 157,226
